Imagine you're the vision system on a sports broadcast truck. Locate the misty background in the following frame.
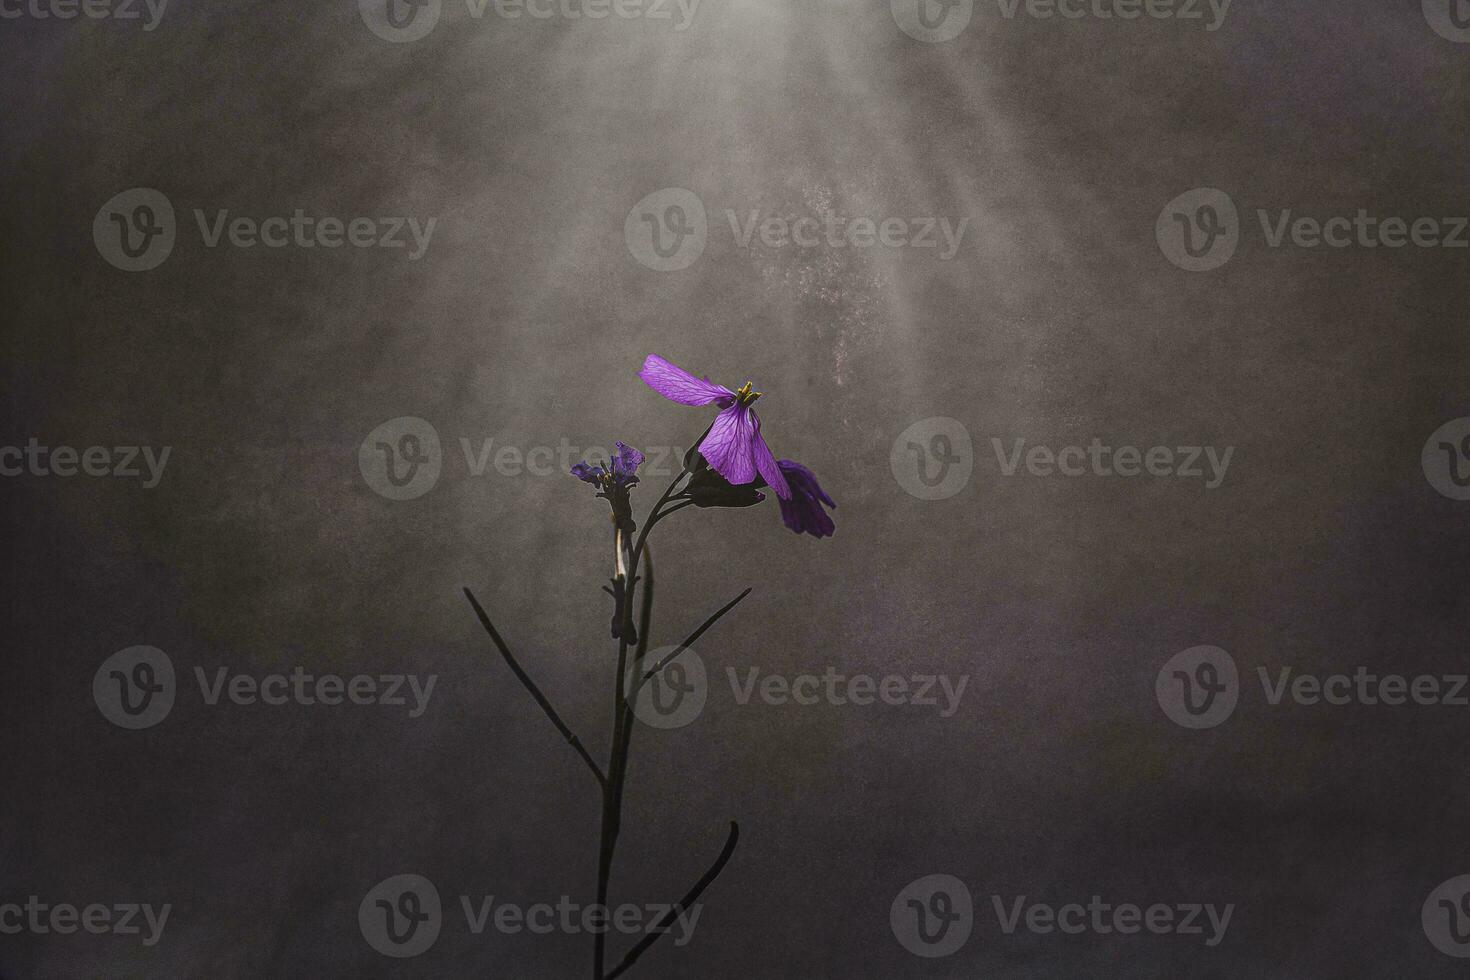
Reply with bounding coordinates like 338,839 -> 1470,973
4,0 -> 1470,975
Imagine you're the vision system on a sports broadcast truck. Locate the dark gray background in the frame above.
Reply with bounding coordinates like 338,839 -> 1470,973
4,0 -> 1470,976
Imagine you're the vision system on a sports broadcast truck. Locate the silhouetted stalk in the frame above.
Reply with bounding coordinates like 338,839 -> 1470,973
469,449 -> 744,980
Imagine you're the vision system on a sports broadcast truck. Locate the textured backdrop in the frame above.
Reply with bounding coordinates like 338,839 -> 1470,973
4,0 -> 1470,976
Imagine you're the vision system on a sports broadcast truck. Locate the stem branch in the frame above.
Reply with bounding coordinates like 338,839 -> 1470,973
463,587 -> 606,787
602,822 -> 741,980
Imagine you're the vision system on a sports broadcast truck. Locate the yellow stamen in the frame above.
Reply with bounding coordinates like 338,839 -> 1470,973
736,381 -> 762,405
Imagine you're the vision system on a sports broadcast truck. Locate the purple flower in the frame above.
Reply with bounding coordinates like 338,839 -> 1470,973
571,441 -> 644,491
570,441 -> 646,643
774,460 -> 836,538
638,354 -> 791,500
570,441 -> 643,555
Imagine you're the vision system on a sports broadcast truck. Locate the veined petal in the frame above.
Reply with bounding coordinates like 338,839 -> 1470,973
639,354 -> 735,407
700,404 -> 757,485
777,459 -> 834,507
775,459 -> 836,538
749,411 -> 791,499
614,441 -> 644,478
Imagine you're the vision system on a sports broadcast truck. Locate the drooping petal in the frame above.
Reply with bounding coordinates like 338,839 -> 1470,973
613,442 -> 644,479
780,459 -> 834,508
570,461 -> 605,484
749,411 -> 791,500
639,354 -> 735,407
699,403 -> 757,485
775,459 -> 836,538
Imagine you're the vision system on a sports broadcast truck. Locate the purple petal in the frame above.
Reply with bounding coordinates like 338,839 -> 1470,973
779,495 -> 835,538
570,461 -> 604,483
777,460 -> 835,507
750,412 -> 791,499
700,404 -> 757,485
776,459 -> 836,538
639,354 -> 735,407
614,441 -> 644,477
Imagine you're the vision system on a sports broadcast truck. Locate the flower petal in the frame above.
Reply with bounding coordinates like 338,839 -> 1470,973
700,404 -> 757,485
776,459 -> 836,538
779,494 -> 835,538
778,459 -> 834,507
639,354 -> 735,407
570,461 -> 604,483
749,412 -> 791,499
614,441 -> 644,478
